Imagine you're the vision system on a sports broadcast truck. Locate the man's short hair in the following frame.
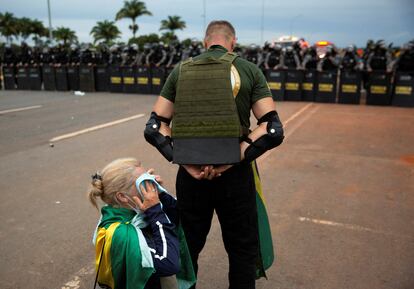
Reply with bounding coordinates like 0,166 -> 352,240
205,20 -> 236,41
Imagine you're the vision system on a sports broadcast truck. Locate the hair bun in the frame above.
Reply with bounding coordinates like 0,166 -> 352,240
92,178 -> 103,192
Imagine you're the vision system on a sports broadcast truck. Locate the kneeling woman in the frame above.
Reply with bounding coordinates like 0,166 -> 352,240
88,158 -> 195,289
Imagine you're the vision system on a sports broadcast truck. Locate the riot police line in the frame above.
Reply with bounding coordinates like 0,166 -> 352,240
254,40 -> 414,108
1,39 -> 413,107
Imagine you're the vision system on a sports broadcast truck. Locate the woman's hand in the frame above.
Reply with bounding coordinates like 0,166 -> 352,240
132,181 -> 160,212
147,168 -> 163,184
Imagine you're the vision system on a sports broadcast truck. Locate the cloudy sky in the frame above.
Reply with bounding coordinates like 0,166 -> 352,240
2,0 -> 413,47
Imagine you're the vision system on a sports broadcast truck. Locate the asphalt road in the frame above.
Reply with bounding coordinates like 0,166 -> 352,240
0,90 -> 413,289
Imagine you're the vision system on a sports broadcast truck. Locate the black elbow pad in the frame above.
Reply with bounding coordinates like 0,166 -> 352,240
244,112 -> 284,163
144,112 -> 173,162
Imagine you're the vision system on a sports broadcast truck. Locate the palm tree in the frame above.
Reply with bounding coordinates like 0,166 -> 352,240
161,31 -> 177,44
90,20 -> 121,44
30,19 -> 48,44
53,26 -> 78,46
16,17 -> 33,41
159,15 -> 186,35
115,0 -> 152,38
0,12 -> 19,43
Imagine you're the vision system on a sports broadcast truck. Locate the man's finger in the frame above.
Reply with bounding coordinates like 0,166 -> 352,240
147,168 -> 155,175
207,169 -> 216,180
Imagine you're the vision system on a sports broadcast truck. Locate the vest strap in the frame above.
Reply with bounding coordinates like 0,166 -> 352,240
219,52 -> 239,63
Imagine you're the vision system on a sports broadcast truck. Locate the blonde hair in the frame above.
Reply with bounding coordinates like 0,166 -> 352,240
204,20 -> 236,42
88,158 -> 140,210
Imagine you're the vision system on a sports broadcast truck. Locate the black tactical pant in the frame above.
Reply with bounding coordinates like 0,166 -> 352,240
176,162 -> 259,289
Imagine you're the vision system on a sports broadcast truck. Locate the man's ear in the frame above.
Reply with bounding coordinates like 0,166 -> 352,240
231,38 -> 237,51
203,40 -> 208,49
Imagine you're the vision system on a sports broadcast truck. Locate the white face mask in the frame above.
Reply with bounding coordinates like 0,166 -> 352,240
125,194 -> 142,214
115,193 -> 142,214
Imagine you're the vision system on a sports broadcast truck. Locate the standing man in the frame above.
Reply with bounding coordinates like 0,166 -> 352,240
144,20 -> 284,289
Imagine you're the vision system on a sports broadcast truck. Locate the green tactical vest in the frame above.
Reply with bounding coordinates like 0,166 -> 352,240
172,52 -> 242,165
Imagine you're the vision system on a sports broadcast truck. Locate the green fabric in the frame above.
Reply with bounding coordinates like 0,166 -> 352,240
99,206 -> 153,289
98,206 -> 196,289
172,53 -> 241,138
251,161 -> 275,279
111,222 -> 154,289
176,226 -> 197,289
161,45 -> 272,129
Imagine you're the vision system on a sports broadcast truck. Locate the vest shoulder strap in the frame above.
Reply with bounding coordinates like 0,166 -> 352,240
181,57 -> 193,65
219,52 -> 239,63
179,57 -> 193,75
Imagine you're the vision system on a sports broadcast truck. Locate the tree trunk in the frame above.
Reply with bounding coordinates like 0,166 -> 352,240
132,18 -> 136,38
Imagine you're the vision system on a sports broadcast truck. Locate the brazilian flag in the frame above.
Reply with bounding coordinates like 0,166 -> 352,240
252,161 -> 275,279
94,206 -> 196,289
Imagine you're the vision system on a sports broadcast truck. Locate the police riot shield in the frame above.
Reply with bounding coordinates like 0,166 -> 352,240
122,66 -> 137,93
67,66 -> 80,91
28,67 -> 42,90
338,70 -> 361,104
315,71 -> 337,103
165,67 -> 174,79
266,69 -> 285,101
95,65 -> 109,91
151,67 -> 165,95
136,66 -> 151,94
284,69 -> 303,101
16,67 -> 30,90
366,71 -> 392,105
79,65 -> 95,92
3,67 -> 16,90
55,66 -> 69,91
109,65 -> 123,93
302,70 -> 317,102
392,71 -> 414,107
42,65 -> 56,91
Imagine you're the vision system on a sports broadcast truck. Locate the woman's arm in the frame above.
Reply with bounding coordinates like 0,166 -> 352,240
144,204 -> 180,276
135,181 -> 180,276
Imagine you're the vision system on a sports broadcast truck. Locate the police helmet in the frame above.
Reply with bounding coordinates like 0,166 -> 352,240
109,44 -> 119,53
143,43 -> 151,51
191,38 -> 198,46
346,45 -> 355,53
376,40 -> 386,50
130,43 -> 139,52
406,39 -> 414,50
81,43 -> 91,51
286,46 -> 294,53
70,44 -> 78,51
274,44 -> 282,51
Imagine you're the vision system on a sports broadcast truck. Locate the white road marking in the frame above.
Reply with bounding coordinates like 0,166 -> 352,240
258,103 -> 317,163
283,103 -> 314,126
297,216 -> 413,240
271,212 -> 413,240
49,113 -> 145,142
0,105 -> 42,115
283,105 -> 319,140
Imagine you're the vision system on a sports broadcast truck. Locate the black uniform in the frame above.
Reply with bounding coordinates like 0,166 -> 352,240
145,43 -> 167,67
284,46 -> 301,69
302,47 -> 318,70
341,47 -> 359,71
264,44 -> 284,69
394,45 -> 414,72
317,47 -> 339,72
